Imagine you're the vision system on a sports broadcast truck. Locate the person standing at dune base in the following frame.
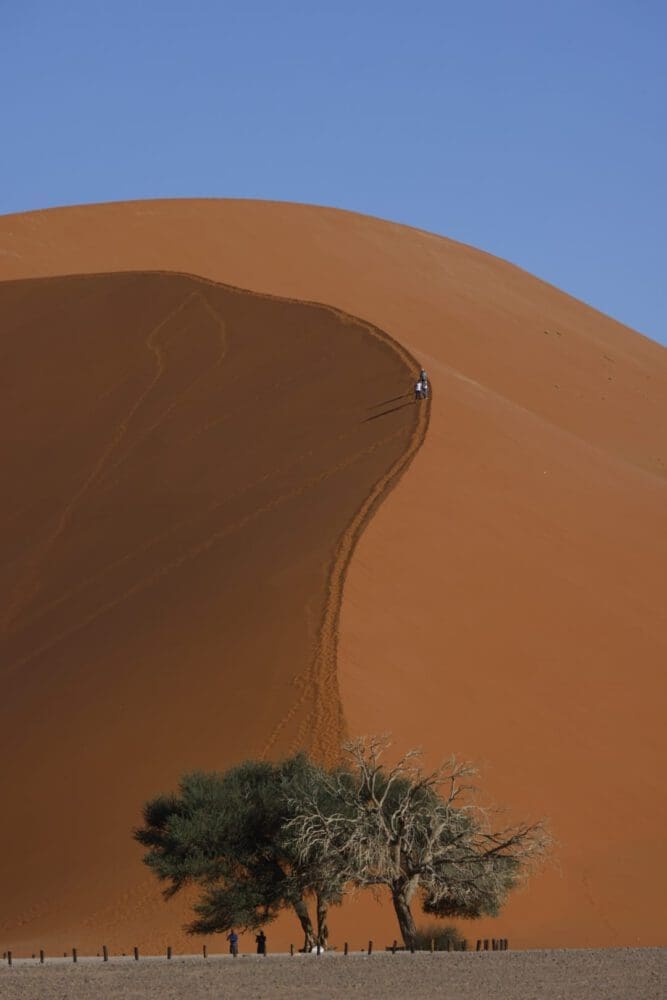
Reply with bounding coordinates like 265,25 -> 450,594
227,929 -> 239,957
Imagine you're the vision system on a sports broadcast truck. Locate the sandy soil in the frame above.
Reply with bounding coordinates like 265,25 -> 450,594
0,950 -> 664,1000
0,200 -> 665,952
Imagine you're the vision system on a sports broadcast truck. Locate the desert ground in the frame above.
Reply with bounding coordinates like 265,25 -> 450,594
0,200 -> 665,955
1,950 -> 665,1000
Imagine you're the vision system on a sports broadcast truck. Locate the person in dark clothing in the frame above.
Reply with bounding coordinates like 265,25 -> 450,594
255,930 -> 267,955
227,929 -> 239,957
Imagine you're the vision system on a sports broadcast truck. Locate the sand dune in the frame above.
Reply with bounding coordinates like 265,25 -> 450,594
0,200 -> 665,953
0,268 -> 421,953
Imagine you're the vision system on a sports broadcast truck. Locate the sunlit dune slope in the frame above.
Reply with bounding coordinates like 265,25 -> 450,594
1,200 -> 666,951
0,269 -> 420,953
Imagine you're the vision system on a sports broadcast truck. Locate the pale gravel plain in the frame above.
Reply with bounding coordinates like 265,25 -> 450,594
0,949 -> 665,1000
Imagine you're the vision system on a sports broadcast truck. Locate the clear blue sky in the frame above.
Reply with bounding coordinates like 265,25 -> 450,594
1,1 -> 665,343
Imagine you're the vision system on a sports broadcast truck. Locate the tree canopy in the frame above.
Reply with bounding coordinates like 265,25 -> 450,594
134,754 -> 344,949
135,737 -> 548,949
286,737 -> 549,948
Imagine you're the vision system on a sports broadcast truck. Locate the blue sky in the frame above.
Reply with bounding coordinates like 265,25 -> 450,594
1,1 -> 665,343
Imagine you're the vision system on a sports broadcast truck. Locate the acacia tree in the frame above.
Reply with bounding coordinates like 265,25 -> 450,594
286,736 -> 549,949
134,754 -> 344,949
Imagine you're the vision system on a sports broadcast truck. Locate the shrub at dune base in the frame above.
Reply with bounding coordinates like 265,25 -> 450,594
413,924 -> 465,951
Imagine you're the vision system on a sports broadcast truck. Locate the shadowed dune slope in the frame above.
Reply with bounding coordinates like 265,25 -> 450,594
1,200 -> 666,951
0,270 -> 420,953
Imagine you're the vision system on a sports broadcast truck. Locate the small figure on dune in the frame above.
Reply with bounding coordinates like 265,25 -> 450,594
415,379 -> 425,401
227,928 -> 239,957
419,367 -> 430,398
256,929 -> 267,955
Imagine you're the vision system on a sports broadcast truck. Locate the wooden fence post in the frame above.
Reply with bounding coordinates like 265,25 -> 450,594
40,950 -> 45,964
7,951 -> 11,966
391,939 -> 397,954
430,937 -> 435,953
167,946 -> 172,960
344,942 -> 349,956
72,948 -> 77,963
134,947 -> 139,961
368,940 -> 373,955
290,944 -> 294,956
484,939 -> 489,951
102,945 -> 108,962
202,944 -> 207,959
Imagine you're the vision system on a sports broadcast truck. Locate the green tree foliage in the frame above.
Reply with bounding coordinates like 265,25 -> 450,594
134,754 -> 344,949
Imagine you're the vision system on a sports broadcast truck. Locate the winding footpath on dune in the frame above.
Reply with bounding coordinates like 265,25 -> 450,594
0,200 -> 665,955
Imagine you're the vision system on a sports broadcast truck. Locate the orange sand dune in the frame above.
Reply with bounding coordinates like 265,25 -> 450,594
0,268 -> 421,953
0,200 -> 665,953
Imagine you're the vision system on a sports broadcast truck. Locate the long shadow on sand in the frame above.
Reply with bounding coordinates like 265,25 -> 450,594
364,401 -> 415,422
367,393 -> 411,408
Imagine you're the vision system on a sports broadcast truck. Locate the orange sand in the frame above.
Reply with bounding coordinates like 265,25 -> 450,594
0,200 -> 665,953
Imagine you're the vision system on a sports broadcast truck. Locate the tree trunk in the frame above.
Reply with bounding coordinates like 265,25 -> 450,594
293,897 -> 316,951
391,884 -> 418,950
316,894 -> 329,949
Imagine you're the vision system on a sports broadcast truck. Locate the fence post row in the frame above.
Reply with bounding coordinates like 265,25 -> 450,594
3,934 -> 510,963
